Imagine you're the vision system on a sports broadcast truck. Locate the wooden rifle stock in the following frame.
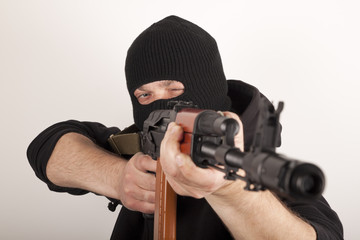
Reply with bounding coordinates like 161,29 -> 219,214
153,110 -> 199,240
154,159 -> 177,240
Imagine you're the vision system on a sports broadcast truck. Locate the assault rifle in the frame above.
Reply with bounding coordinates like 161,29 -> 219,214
141,100 -> 325,200
140,99 -> 325,240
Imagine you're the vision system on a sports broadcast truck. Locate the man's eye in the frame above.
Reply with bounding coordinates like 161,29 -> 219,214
138,93 -> 151,99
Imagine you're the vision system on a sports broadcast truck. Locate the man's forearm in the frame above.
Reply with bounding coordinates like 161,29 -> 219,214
206,181 -> 316,240
46,132 -> 127,200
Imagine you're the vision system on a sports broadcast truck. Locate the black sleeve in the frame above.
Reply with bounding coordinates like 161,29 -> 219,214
285,197 -> 344,239
26,120 -> 120,195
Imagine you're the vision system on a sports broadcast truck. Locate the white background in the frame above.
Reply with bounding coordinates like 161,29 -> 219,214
1,0 -> 359,239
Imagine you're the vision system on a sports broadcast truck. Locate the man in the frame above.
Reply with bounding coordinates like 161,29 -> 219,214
27,16 -> 343,239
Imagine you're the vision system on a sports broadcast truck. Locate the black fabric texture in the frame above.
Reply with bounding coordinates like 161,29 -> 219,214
125,15 -> 231,129
284,197 -> 343,240
27,120 -> 120,194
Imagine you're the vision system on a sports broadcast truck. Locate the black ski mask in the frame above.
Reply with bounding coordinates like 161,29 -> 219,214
125,15 -> 231,129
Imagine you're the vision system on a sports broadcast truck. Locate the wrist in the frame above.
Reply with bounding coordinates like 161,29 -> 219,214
207,180 -> 270,213
89,151 -> 127,200
47,132 -> 128,199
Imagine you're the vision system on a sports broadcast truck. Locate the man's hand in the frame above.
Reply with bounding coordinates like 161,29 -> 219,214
159,111 -> 244,198
118,152 -> 156,213
47,132 -> 157,214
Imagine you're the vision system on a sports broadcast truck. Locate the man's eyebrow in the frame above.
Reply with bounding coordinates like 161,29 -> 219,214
161,80 -> 183,87
136,86 -> 147,91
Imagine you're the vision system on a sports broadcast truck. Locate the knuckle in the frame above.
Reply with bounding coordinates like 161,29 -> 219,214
124,173 -> 133,184
125,200 -> 137,210
123,186 -> 132,195
143,204 -> 155,214
146,192 -> 156,203
137,154 -> 152,169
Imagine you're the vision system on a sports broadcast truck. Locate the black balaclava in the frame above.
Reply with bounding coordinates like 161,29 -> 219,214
125,15 -> 231,129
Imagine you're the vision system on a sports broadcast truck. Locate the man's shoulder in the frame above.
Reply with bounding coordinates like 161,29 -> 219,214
227,79 -> 259,92
227,79 -> 261,116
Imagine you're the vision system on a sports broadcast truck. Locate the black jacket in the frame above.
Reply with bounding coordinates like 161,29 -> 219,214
27,80 -> 343,239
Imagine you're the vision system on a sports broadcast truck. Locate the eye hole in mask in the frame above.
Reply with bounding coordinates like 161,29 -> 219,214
134,80 -> 185,105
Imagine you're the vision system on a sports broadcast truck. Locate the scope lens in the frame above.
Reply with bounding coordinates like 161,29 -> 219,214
297,175 -> 317,194
290,163 -> 325,199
